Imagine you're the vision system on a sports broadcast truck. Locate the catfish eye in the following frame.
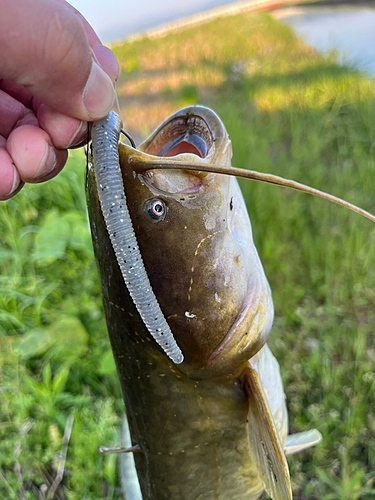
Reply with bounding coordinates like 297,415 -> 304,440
146,199 -> 167,221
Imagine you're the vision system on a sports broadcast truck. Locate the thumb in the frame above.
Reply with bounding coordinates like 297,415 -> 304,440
0,0 -> 116,121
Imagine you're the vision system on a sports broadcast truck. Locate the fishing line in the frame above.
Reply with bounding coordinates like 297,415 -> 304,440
84,121 -> 90,189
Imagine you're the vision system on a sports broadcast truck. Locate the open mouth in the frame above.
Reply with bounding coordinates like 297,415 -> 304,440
141,114 -> 215,194
143,115 -> 213,159
165,141 -> 203,158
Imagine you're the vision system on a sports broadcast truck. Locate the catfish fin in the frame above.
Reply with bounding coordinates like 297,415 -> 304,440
244,358 -> 292,500
119,414 -> 142,500
284,429 -> 322,456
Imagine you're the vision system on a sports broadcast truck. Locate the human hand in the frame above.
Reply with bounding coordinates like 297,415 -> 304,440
0,0 -> 119,199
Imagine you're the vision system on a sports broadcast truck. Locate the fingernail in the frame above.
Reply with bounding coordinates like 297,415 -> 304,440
66,120 -> 87,148
7,166 -> 21,196
34,143 -> 56,180
83,61 -> 115,119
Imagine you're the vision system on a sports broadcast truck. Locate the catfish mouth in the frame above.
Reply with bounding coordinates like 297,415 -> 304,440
140,114 -> 216,194
143,115 -> 213,160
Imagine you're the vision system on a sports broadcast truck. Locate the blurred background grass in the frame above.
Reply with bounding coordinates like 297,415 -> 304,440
1,11 -> 375,500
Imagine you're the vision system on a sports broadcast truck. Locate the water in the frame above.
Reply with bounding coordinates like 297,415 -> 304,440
273,5 -> 375,76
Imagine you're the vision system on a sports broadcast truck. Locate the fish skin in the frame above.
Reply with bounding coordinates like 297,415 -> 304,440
87,106 -> 288,499
118,106 -> 274,378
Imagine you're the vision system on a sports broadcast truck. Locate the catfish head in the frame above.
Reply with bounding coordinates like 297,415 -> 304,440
118,106 -> 273,379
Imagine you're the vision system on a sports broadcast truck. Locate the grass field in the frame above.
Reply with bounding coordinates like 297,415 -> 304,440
1,11 -> 375,500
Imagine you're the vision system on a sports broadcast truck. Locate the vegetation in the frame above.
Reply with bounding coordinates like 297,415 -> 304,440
1,11 -> 375,499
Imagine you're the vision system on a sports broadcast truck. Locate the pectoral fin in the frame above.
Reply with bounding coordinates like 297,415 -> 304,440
244,358 -> 292,500
284,429 -> 322,456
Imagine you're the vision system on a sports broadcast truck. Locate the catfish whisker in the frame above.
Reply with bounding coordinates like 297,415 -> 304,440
134,158 -> 375,223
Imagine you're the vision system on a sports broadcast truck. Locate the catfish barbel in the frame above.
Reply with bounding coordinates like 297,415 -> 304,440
87,106 -> 374,500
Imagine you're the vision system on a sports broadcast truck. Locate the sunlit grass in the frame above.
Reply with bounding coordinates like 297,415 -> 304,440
1,10 -> 375,499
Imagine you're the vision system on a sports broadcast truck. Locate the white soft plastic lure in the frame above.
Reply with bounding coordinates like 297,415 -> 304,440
91,112 -> 183,364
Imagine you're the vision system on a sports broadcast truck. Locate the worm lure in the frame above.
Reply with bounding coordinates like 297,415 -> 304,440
91,111 -> 184,365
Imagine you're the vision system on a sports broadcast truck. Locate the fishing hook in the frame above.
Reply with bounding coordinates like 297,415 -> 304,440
121,128 -> 136,149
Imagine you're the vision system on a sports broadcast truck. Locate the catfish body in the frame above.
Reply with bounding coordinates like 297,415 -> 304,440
87,106 -> 289,499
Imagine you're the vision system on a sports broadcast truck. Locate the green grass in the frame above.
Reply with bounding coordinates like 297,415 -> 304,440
0,160 -> 123,499
1,11 -> 375,499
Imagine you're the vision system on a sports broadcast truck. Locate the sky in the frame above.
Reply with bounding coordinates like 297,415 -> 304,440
70,0 -> 240,42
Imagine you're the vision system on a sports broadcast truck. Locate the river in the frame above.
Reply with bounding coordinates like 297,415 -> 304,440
273,4 -> 375,76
